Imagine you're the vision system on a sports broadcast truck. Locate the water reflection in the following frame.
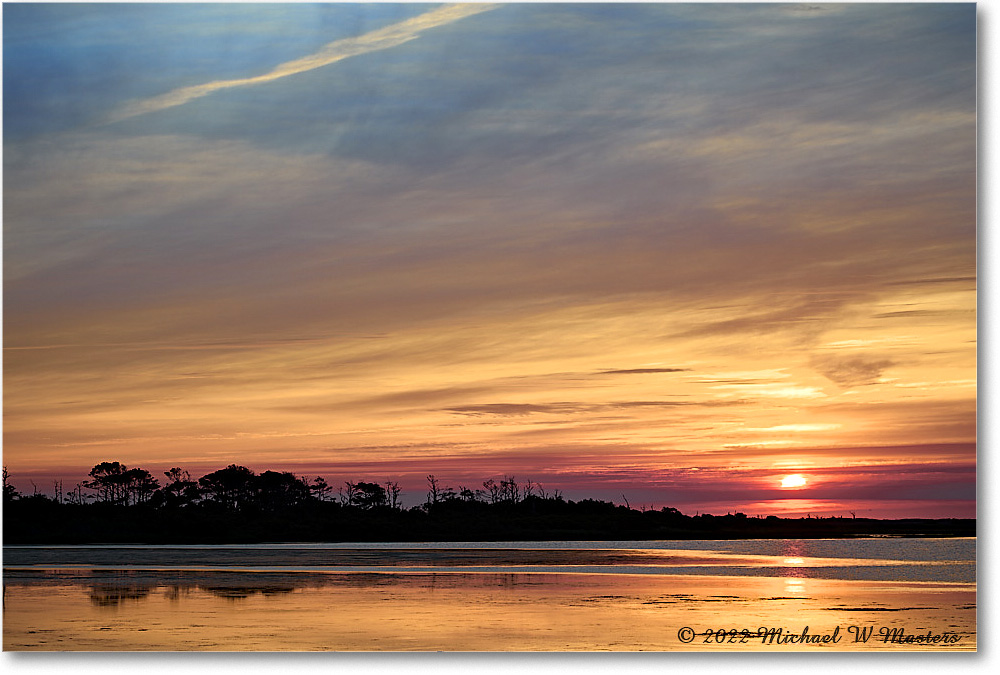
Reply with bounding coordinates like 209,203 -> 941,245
5,570 -> 976,651
200,584 -> 295,600
780,540 -> 807,558
89,584 -> 153,607
88,580 -> 299,606
163,585 -> 192,603
783,578 -> 806,596
779,540 -> 808,578
74,570 -> 546,609
2,538 -> 978,649
2,540 -> 977,584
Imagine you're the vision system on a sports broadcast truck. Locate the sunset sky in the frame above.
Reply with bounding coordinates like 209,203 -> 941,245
2,2 -> 977,518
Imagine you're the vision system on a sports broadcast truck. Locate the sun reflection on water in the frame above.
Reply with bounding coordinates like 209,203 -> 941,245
784,578 -> 806,596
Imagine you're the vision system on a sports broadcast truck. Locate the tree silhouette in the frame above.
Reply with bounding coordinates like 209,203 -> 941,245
351,482 -> 388,510
3,466 -> 20,503
308,476 -> 333,502
482,478 -> 501,504
426,475 -> 441,506
499,475 -> 520,503
199,464 -> 257,511
124,468 -> 160,505
258,471 -> 311,511
161,467 -> 199,508
339,481 -> 359,507
425,475 -> 458,508
85,461 -> 130,505
66,482 -> 90,506
384,481 -> 402,509
164,467 -> 189,484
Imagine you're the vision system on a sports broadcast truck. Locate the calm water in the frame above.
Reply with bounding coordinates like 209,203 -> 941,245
3,539 -> 976,651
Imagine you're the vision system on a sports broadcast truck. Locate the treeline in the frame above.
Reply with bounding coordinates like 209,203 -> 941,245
2,463 -> 976,543
2,462 -> 567,512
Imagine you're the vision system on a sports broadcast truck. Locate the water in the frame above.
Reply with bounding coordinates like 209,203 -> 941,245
3,539 -> 976,651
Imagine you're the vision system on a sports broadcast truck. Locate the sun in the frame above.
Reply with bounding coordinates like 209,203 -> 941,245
780,474 -> 808,489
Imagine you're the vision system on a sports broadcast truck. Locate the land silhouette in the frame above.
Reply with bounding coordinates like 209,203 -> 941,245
3,463 -> 974,544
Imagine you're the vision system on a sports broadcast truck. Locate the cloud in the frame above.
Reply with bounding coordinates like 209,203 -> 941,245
609,400 -> 748,409
442,399 -> 748,418
443,403 -> 586,418
106,3 -> 497,122
887,276 -> 976,287
873,310 -> 949,319
2,336 -> 356,352
597,367 -> 690,375
812,355 -> 896,387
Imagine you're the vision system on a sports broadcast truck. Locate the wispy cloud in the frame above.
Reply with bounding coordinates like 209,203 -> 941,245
597,367 -> 690,375
444,403 -> 587,417
107,3 -> 497,123
812,355 -> 896,387
1,337 -> 372,352
442,399 -> 748,418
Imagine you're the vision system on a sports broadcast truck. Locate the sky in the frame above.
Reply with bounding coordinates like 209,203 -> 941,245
2,2 -> 977,518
